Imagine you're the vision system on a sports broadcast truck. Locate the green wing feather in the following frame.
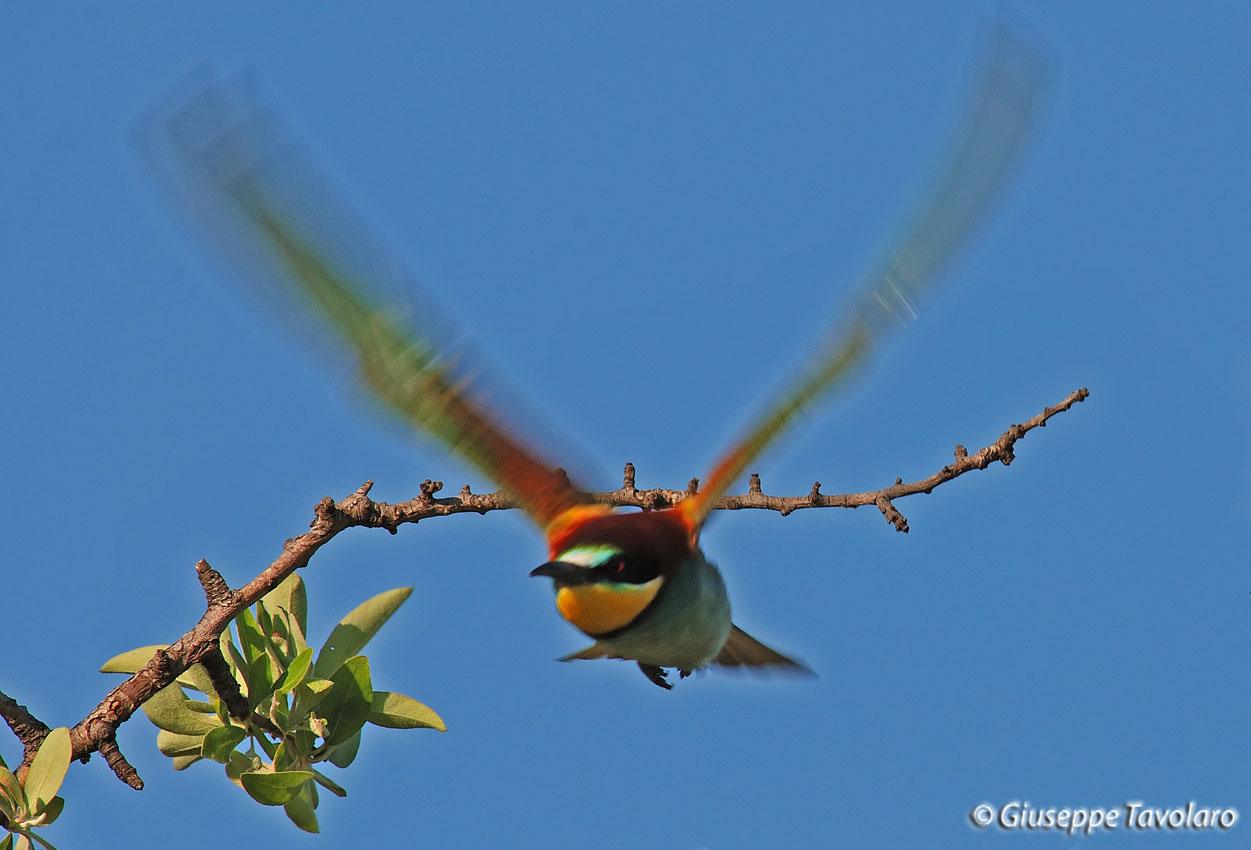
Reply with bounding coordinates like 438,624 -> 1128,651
680,25 -> 1050,531
153,80 -> 586,528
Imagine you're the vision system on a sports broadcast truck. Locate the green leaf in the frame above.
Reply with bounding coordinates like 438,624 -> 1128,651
0,765 -> 25,820
293,729 -> 317,756
240,771 -> 314,806
99,646 -> 165,674
156,730 -> 205,758
24,728 -> 70,814
219,632 -> 240,671
263,573 -> 308,638
32,796 -> 63,827
272,605 -> 307,660
235,611 -> 278,706
268,612 -> 290,646
319,656 -> 372,746
290,676 -> 334,721
222,636 -> 250,698
171,754 -> 203,771
142,685 -> 221,736
175,664 -> 218,697
274,647 -> 313,697
283,781 -> 319,833
0,832 -> 12,850
235,609 -> 266,665
257,608 -> 291,671
290,616 -> 308,657
247,660 -> 277,709
273,741 -> 296,772
367,691 -> 446,731
201,725 -> 248,763
313,587 -> 411,678
309,768 -> 346,798
254,601 -> 274,640
323,730 -> 360,769
290,579 -> 309,639
269,699 -> 290,734
224,750 -> 253,789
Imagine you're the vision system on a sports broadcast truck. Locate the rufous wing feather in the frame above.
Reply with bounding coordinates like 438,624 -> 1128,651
149,78 -> 588,529
680,23 -> 1050,533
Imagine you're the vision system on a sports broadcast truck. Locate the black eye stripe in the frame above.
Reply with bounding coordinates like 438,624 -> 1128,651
591,552 -> 662,585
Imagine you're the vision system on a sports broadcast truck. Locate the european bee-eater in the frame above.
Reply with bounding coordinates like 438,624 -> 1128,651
149,25 -> 1046,688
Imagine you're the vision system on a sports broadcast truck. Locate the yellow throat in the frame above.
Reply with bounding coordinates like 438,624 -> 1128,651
555,577 -> 662,636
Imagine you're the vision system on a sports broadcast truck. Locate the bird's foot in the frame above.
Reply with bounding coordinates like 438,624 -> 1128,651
679,669 -> 692,679
637,663 -> 673,690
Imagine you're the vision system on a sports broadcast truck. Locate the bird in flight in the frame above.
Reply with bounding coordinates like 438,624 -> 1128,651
147,25 -> 1047,689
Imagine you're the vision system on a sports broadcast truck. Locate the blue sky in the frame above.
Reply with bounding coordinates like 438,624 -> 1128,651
1,2 -> 1246,848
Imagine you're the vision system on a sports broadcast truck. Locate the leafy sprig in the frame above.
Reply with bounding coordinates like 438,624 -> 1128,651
101,575 -> 442,832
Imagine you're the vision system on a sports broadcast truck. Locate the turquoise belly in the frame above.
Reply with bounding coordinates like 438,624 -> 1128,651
595,553 -> 732,670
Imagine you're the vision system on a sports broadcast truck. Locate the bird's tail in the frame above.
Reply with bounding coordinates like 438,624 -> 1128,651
713,625 -> 812,674
557,644 -> 614,663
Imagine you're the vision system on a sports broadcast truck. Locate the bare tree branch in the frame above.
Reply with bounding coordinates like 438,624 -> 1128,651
2,387 -> 1087,789
348,388 -> 1091,532
0,688 -> 51,781
710,386 -> 1092,531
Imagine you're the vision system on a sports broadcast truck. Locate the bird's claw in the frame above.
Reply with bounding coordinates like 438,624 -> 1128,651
638,662 -> 673,690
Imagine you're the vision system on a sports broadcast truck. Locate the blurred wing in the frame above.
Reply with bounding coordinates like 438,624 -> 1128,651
679,24 -> 1050,532
147,76 -> 588,528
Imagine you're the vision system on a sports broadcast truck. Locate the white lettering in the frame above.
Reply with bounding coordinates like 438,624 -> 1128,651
984,801 -> 1234,833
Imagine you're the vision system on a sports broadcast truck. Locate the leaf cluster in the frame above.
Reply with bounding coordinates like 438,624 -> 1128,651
0,727 -> 70,850
101,576 -> 442,832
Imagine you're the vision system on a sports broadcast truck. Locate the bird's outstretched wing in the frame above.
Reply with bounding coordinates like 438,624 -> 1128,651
678,24 -> 1050,533
146,77 -> 589,529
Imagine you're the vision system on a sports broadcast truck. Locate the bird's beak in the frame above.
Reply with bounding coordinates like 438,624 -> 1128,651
529,561 -> 596,585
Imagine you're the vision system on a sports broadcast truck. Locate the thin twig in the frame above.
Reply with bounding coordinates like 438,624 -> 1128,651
354,387 -> 1090,531
98,736 -> 143,791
